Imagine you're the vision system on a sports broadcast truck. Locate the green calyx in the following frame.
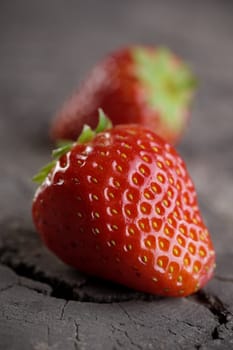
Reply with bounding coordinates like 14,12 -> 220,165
33,109 -> 112,184
95,108 -> 113,133
132,46 -> 197,132
32,161 -> 57,185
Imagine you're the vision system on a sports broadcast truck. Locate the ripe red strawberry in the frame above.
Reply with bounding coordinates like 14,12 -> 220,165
33,111 -> 215,297
51,46 -> 196,145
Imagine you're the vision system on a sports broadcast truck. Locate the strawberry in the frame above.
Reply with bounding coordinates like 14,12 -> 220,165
50,46 -> 196,145
33,110 -> 215,297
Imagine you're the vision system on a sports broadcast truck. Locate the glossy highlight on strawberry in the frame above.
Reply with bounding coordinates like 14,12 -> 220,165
33,111 -> 215,297
51,46 -> 196,145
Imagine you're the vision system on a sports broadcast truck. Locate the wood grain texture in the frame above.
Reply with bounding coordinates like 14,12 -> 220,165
0,0 -> 233,348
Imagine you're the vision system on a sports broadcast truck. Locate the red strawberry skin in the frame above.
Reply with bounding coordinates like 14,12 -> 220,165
51,46 -> 195,145
33,125 -> 215,297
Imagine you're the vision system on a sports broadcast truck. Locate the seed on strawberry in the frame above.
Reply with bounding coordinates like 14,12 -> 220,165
50,45 -> 196,145
33,110 -> 215,297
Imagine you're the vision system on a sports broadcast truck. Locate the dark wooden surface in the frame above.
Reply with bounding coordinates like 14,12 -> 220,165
1,1 -> 233,349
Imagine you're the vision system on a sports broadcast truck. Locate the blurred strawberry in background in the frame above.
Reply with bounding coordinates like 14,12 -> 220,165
50,46 -> 197,145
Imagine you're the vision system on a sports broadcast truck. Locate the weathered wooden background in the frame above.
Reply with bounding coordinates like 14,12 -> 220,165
0,0 -> 233,349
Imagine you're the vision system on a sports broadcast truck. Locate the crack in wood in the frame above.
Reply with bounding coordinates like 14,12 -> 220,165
0,251 -> 160,303
191,289 -> 233,345
60,300 -> 69,321
0,254 -> 86,300
124,330 -> 143,350
0,283 -> 16,293
214,275 -> 233,283
194,290 -> 232,325
74,321 -> 81,350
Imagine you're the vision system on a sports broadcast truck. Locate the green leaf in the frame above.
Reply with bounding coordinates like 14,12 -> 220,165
33,141 -> 73,185
55,139 -> 75,147
95,108 -> 112,133
32,160 -> 56,184
52,142 -> 73,159
33,109 -> 113,186
77,124 -> 95,143
77,109 -> 112,143
132,46 -> 197,132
